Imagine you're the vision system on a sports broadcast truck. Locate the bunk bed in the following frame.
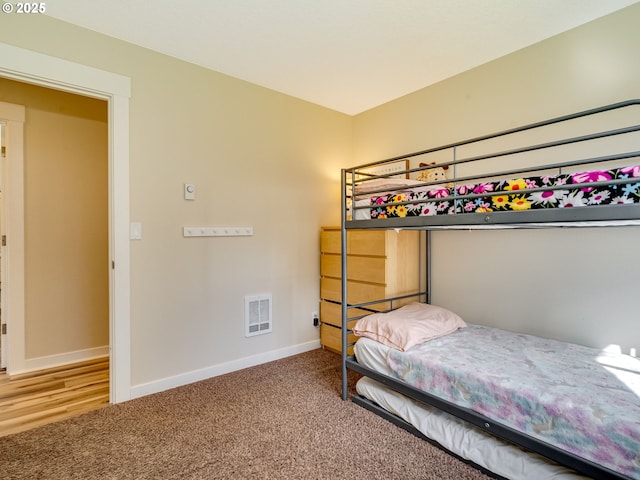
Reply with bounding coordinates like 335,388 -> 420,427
340,99 -> 640,480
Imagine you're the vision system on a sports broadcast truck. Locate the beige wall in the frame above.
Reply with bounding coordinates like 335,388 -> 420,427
0,78 -> 109,359
2,4 -> 638,389
0,14 -> 351,386
353,4 -> 640,352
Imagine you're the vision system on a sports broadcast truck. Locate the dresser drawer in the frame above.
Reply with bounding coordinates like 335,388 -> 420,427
320,253 -> 339,277
348,230 -> 386,256
320,277 -> 390,310
320,323 -> 356,355
320,254 -> 386,284
320,300 -> 370,328
321,228 -> 387,256
320,228 -> 342,254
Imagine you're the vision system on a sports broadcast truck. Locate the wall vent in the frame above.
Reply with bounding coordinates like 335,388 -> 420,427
245,294 -> 272,337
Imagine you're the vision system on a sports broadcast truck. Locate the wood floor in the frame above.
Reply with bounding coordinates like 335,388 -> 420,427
0,357 -> 110,437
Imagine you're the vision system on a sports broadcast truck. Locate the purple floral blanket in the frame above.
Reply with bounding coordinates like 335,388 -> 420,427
365,164 -> 640,219
386,325 -> 640,478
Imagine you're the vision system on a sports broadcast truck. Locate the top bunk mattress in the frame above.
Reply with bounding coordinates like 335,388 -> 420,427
355,324 -> 640,479
352,163 -> 640,224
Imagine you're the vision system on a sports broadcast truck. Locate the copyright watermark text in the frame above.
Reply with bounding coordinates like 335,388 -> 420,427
2,2 -> 47,14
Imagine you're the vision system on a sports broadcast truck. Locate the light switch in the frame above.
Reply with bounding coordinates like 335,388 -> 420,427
184,183 -> 196,200
130,222 -> 142,240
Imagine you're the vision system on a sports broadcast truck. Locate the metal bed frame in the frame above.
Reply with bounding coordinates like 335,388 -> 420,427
340,99 -> 640,480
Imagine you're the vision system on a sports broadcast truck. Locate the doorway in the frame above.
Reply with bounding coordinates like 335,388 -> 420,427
0,42 -> 131,403
0,83 -> 109,376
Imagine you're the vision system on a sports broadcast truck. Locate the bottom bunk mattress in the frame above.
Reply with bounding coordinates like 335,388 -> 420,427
353,324 -> 640,479
356,375 -> 587,480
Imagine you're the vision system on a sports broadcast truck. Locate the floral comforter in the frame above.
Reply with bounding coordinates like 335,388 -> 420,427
364,164 -> 640,219
386,325 -> 640,478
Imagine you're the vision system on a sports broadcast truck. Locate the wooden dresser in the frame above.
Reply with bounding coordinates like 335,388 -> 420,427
319,226 -> 421,354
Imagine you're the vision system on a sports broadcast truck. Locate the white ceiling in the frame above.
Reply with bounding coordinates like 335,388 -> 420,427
46,0 -> 639,115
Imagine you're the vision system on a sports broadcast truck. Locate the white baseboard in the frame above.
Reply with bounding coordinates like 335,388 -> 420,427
130,340 -> 321,400
12,345 -> 110,375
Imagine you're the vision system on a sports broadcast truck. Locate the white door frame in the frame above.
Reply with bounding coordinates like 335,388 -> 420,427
0,121 -> 4,370
0,42 -> 132,403
0,102 -> 25,373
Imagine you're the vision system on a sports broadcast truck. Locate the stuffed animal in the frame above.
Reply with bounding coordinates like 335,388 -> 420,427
416,162 -> 451,186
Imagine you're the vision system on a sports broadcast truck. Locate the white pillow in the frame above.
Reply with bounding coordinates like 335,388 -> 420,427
353,178 -> 422,194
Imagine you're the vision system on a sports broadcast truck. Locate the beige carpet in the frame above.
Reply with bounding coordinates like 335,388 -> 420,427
0,349 -> 491,479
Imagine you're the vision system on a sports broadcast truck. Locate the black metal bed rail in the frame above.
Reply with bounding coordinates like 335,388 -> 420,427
347,99 -> 640,173
349,123 -> 640,187
349,149 -> 640,205
348,203 -> 640,230
344,291 -> 427,312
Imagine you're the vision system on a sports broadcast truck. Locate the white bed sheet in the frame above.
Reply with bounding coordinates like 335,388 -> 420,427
354,337 -> 589,480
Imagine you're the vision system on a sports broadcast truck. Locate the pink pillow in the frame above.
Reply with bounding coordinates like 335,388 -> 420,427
353,302 -> 466,351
